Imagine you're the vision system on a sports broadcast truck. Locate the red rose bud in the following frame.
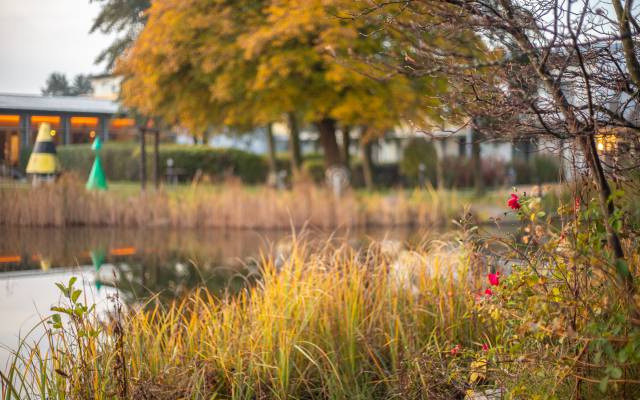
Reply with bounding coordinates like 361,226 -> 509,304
507,193 -> 521,210
488,272 -> 500,286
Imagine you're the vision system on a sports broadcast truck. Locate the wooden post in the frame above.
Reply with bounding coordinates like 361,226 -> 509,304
140,128 -> 147,191
153,129 -> 160,190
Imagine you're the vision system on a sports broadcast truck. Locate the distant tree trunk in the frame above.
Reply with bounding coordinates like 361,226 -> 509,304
153,130 -> 160,190
265,123 -> 277,180
287,112 -> 302,174
435,140 -> 446,190
342,126 -> 351,171
202,130 -> 210,145
360,127 -> 374,190
316,118 -> 342,168
471,123 -> 483,194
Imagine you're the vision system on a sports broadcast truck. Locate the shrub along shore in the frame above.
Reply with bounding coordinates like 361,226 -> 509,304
51,143 -> 561,188
1,175 -> 495,229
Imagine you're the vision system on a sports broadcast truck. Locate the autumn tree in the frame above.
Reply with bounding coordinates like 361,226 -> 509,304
90,0 -> 150,69
118,0 -> 474,178
241,0 -> 464,170
356,1 -> 638,275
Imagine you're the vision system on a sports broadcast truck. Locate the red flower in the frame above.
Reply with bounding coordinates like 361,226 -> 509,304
507,193 -> 521,210
451,344 -> 461,355
574,197 -> 581,212
484,288 -> 493,296
488,272 -> 500,286
482,343 -> 489,352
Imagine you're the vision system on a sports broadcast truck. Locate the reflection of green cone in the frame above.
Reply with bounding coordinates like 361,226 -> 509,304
90,249 -> 106,291
86,137 -> 108,190
90,249 -> 106,270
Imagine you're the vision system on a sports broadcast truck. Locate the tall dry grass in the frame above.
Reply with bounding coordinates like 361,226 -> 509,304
1,237 -> 485,399
0,176 -> 465,229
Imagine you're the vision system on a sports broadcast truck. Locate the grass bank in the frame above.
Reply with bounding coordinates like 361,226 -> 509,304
0,176 -> 522,229
3,218 -> 639,399
2,236 -> 483,399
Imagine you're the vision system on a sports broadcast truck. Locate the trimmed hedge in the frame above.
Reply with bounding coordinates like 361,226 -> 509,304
58,143 -> 269,184
56,142 -> 561,188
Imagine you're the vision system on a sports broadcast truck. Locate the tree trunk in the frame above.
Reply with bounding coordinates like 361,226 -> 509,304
153,130 -> 160,190
316,118 -> 342,168
471,123 -> 483,194
287,112 -> 302,174
265,123 -> 277,179
612,0 -> 640,89
508,22 -> 629,276
579,135 -> 627,263
342,126 -> 351,170
360,128 -> 374,190
139,128 -> 147,191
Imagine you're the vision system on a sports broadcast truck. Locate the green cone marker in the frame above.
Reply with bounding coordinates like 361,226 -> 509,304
86,136 -> 108,190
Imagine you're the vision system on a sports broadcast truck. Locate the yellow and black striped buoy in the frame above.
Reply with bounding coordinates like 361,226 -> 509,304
26,123 -> 60,182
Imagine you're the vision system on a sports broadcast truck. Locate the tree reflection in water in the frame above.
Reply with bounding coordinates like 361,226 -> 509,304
0,226 -> 425,307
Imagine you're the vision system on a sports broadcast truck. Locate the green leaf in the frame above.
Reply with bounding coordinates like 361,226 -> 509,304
51,314 -> 61,324
609,366 -> 622,380
51,306 -> 73,316
68,276 -> 77,288
615,259 -> 631,282
71,289 -> 82,303
599,377 -> 609,393
55,283 -> 68,296
618,349 -> 628,363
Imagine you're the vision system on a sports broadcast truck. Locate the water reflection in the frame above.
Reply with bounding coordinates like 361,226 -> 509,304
1,226 -> 428,305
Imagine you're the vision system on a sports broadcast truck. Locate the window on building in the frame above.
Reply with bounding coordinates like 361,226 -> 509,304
457,136 -> 467,157
30,116 -> 61,144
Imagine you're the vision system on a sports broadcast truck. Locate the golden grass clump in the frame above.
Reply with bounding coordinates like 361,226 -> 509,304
1,238 -> 483,400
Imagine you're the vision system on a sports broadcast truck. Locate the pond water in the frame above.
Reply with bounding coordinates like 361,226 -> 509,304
0,226 -> 436,367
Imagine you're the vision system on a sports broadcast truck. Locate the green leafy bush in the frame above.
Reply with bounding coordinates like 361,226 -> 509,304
399,138 -> 438,185
302,158 -> 326,183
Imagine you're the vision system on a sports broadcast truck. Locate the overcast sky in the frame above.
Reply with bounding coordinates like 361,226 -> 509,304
0,0 -> 115,94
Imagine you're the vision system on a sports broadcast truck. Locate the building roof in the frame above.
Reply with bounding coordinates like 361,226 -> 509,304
0,93 -> 121,115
